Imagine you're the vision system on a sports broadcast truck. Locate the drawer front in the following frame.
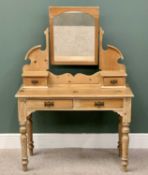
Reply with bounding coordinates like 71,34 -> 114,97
27,99 -> 73,109
74,99 -> 123,109
23,78 -> 47,86
103,78 -> 125,86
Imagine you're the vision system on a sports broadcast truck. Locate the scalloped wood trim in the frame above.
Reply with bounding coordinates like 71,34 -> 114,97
107,45 -> 124,59
48,71 -> 101,84
25,45 -> 41,60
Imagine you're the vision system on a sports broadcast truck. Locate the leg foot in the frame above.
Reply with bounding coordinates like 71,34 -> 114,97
22,162 -> 28,171
121,160 -> 128,172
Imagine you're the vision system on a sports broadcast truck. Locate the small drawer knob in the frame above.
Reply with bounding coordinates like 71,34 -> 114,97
110,79 -> 118,85
94,101 -> 104,107
31,80 -> 39,85
44,101 -> 54,107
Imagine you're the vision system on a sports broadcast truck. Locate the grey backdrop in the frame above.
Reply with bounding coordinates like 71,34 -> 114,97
0,0 -> 148,133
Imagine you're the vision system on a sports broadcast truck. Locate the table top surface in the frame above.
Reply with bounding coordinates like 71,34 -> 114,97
15,84 -> 134,98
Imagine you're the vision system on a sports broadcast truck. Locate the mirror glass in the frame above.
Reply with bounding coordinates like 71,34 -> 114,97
53,12 -> 96,64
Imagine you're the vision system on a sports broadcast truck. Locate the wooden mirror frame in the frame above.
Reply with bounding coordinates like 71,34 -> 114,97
49,6 -> 99,66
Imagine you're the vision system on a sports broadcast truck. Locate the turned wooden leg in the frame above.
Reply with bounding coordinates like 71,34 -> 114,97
20,123 -> 28,171
27,115 -> 34,156
118,116 -> 122,157
121,122 -> 130,172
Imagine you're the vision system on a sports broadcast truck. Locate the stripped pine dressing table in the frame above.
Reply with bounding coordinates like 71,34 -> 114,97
15,6 -> 134,172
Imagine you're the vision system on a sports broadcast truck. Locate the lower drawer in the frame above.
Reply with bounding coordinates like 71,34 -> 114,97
27,99 -> 73,109
23,77 -> 48,87
74,99 -> 123,109
103,78 -> 125,86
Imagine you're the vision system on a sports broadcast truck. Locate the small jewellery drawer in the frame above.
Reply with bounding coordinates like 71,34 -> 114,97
23,78 -> 48,87
74,99 -> 123,109
27,99 -> 73,109
103,78 -> 125,86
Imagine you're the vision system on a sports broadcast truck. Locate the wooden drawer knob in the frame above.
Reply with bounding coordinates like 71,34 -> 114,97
94,101 -> 104,107
44,101 -> 54,107
110,79 -> 118,85
31,80 -> 39,85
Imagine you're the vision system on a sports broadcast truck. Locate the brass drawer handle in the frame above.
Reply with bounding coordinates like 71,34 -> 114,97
110,79 -> 118,85
44,101 -> 54,107
31,80 -> 39,85
94,101 -> 104,107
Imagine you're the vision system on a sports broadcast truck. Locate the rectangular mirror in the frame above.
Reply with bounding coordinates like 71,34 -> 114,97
49,7 -> 99,65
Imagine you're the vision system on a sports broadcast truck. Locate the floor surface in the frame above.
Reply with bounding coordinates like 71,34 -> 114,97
0,149 -> 148,175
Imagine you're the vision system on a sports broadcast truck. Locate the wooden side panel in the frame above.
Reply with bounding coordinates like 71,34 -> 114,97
99,28 -> 126,71
23,29 -> 49,72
